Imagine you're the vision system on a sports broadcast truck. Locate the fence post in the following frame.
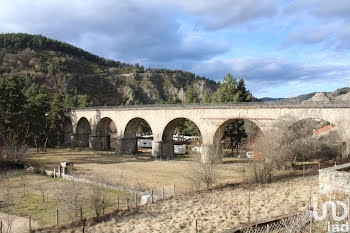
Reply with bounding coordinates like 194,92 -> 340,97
162,187 -> 165,200
309,210 -> 313,233
135,193 -> 137,208
318,162 -> 321,170
308,187 -> 312,210
126,197 -> 129,210
248,192 -> 251,224
348,197 -> 350,227
80,206 -> 83,222
151,190 -> 154,204
173,182 -> 176,196
303,165 -> 305,177
56,209 -> 59,226
117,197 -> 120,210
195,219 -> 198,233
54,168 -> 56,178
28,215 -> 31,232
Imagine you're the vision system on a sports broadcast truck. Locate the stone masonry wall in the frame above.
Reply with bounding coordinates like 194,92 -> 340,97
319,163 -> 350,194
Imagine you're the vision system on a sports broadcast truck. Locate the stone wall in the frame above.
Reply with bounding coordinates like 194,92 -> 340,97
319,163 -> 350,194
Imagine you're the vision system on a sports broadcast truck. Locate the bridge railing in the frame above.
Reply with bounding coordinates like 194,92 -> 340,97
68,100 -> 350,110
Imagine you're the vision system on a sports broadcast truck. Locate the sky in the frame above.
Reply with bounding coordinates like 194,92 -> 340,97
1,0 -> 350,98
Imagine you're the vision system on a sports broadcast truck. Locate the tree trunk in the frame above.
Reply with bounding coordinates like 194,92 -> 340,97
44,137 -> 48,152
34,137 -> 39,153
231,135 -> 234,156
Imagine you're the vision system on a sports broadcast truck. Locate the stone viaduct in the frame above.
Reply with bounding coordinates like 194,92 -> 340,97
63,103 -> 350,159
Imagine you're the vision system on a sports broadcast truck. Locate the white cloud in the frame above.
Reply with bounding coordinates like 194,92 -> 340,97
191,57 -> 350,97
0,0 -> 229,64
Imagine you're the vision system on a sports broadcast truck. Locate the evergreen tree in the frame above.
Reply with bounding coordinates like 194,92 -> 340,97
0,75 -> 27,144
167,93 -> 181,104
201,89 -> 211,103
78,95 -> 91,107
186,86 -> 198,104
47,93 -> 65,146
212,74 -> 253,155
24,83 -> 50,149
63,94 -> 78,109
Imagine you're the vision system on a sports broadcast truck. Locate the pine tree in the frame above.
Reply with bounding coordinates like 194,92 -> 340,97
186,86 -> 198,104
47,93 -> 65,146
212,74 -> 253,155
78,95 -> 91,107
201,89 -> 211,103
0,75 -> 27,144
24,83 -> 50,150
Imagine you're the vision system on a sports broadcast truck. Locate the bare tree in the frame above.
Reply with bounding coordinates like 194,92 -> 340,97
36,182 -> 47,203
19,175 -> 27,197
56,180 -> 85,220
0,133 -> 28,164
240,116 -> 345,183
0,171 -> 17,233
333,117 -> 350,159
191,144 -> 222,188
87,178 -> 108,217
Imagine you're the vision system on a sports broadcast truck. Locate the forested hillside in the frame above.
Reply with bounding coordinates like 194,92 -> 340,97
0,33 -> 218,106
0,33 -> 254,150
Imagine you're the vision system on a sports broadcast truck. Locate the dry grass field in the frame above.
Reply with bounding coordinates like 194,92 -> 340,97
57,176 -> 319,233
26,148 -> 249,193
21,148 -> 322,232
0,170 -> 132,230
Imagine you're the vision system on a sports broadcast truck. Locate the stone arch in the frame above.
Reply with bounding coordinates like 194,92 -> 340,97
116,118 -> 153,155
63,117 -> 73,145
161,118 -> 202,159
76,117 -> 91,147
213,119 -> 263,157
124,117 -> 153,139
93,117 -> 117,150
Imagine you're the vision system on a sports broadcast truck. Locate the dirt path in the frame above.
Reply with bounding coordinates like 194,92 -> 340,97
0,212 -> 39,233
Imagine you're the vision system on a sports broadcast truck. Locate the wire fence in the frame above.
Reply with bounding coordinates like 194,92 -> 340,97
227,209 -> 350,233
1,160 -> 349,233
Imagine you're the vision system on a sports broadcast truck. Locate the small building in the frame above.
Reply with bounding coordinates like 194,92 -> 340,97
174,145 -> 187,155
138,139 -> 152,148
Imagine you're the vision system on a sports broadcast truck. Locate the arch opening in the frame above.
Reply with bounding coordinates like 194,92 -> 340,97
63,117 -> 73,146
76,117 -> 91,147
122,118 -> 153,154
288,118 -> 342,162
95,117 -> 117,150
161,118 -> 202,159
213,119 -> 262,158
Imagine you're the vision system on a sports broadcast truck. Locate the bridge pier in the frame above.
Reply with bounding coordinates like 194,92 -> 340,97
90,135 -> 110,150
64,132 -> 73,145
200,144 -> 222,163
115,137 -> 137,155
71,133 -> 90,147
152,141 -> 174,159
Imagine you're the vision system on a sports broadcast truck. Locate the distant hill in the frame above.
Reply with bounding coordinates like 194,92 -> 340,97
261,88 -> 350,103
260,97 -> 285,102
0,33 -> 218,105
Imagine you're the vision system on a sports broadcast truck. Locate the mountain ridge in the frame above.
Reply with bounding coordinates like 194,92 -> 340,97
0,33 -> 218,105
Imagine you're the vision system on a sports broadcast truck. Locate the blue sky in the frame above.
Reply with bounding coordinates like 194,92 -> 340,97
1,0 -> 350,98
